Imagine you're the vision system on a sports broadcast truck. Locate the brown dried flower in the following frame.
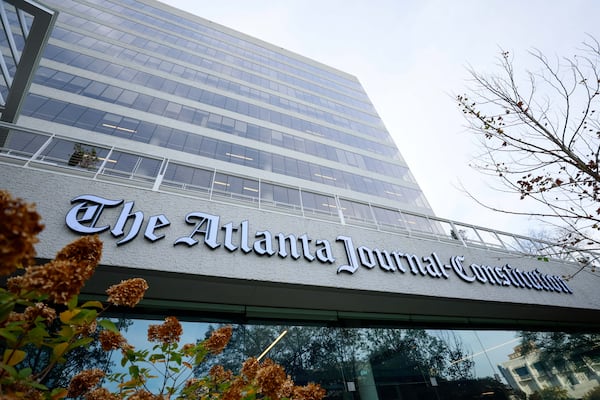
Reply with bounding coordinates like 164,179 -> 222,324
1,382 -> 44,400
256,360 -> 287,400
292,382 -> 327,400
5,311 -> 27,324
278,377 -> 295,398
6,275 -> 23,294
204,325 -> 232,354
67,369 -> 104,398
7,235 -> 102,304
99,329 -> 129,351
222,377 -> 245,400
106,278 -> 148,307
209,364 -> 234,383
54,234 -> 102,275
23,302 -> 56,326
241,357 -> 260,381
84,387 -> 120,400
147,316 -> 182,344
0,190 -> 44,275
181,343 -> 196,356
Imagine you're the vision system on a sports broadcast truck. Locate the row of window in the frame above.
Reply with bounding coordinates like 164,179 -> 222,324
45,15 -> 379,128
104,0 -> 367,96
21,94 -> 426,206
8,131 -> 580,256
51,0 -> 374,114
33,66 -> 404,170
42,37 -> 387,141
4,131 -> 433,231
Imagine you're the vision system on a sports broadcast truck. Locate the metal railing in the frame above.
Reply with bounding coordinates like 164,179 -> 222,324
1,122 -> 597,267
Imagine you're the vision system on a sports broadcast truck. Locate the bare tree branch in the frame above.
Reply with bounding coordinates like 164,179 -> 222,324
456,37 -> 600,271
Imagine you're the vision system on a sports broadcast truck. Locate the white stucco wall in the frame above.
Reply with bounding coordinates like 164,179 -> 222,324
3,165 -> 600,326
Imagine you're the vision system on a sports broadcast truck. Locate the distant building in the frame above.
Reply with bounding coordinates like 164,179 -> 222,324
499,345 -> 600,398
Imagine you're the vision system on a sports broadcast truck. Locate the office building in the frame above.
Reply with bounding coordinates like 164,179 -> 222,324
1,0 -> 599,398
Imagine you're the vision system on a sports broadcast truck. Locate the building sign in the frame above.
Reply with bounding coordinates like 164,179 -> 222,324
65,195 -> 573,295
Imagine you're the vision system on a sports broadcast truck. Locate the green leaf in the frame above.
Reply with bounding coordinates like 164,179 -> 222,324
1,364 -> 17,378
71,336 -> 93,349
3,349 -> 26,366
0,328 -> 19,344
59,309 -> 80,324
68,308 -> 97,325
58,325 -> 74,340
99,319 -> 118,333
27,325 -> 48,347
81,300 -> 104,309
170,351 -> 182,365
52,342 -> 69,359
67,295 -> 78,310
128,365 -> 140,378
149,353 -> 165,362
49,387 -> 68,399
17,367 -> 32,379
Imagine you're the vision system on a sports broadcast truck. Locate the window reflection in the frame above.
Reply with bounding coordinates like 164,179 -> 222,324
96,317 -> 600,400
21,95 -> 420,205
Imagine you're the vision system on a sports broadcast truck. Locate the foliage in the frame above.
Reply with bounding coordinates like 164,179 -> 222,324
519,331 -> 600,374
584,385 -> 600,400
0,190 -> 326,399
202,323 -> 476,394
529,386 -> 573,400
456,35 -> 600,273
67,144 -> 98,169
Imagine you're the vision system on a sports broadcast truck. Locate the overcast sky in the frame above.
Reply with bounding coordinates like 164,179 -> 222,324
159,0 -> 600,236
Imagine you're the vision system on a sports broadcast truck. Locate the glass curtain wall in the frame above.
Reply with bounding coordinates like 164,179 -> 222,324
31,315 -> 600,400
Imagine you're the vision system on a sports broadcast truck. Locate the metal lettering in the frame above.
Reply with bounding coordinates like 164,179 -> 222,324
374,249 -> 396,272
174,212 -> 221,249
277,234 -> 300,259
315,239 -> 335,263
299,234 -> 315,262
451,256 -> 476,283
222,222 -> 238,252
144,214 -> 170,242
111,201 -> 144,246
65,194 -> 122,233
254,231 -> 275,256
336,235 -> 359,274
358,246 -> 376,269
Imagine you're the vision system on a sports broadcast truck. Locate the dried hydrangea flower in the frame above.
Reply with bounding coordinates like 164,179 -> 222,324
8,235 -> 102,304
204,325 -> 233,354
84,387 -> 120,400
0,190 -> 44,275
6,274 -> 24,294
99,330 -> 129,351
23,302 -> 56,326
256,360 -> 287,399
147,316 -> 182,344
241,357 -> 260,381
292,382 -> 327,400
222,377 -> 244,400
54,234 -> 103,277
67,369 -> 104,398
278,377 -> 295,398
209,365 -> 234,383
106,278 -> 149,307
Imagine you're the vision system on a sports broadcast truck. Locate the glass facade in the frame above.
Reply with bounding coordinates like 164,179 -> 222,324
29,315 -> 598,400
1,0 -> 431,214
